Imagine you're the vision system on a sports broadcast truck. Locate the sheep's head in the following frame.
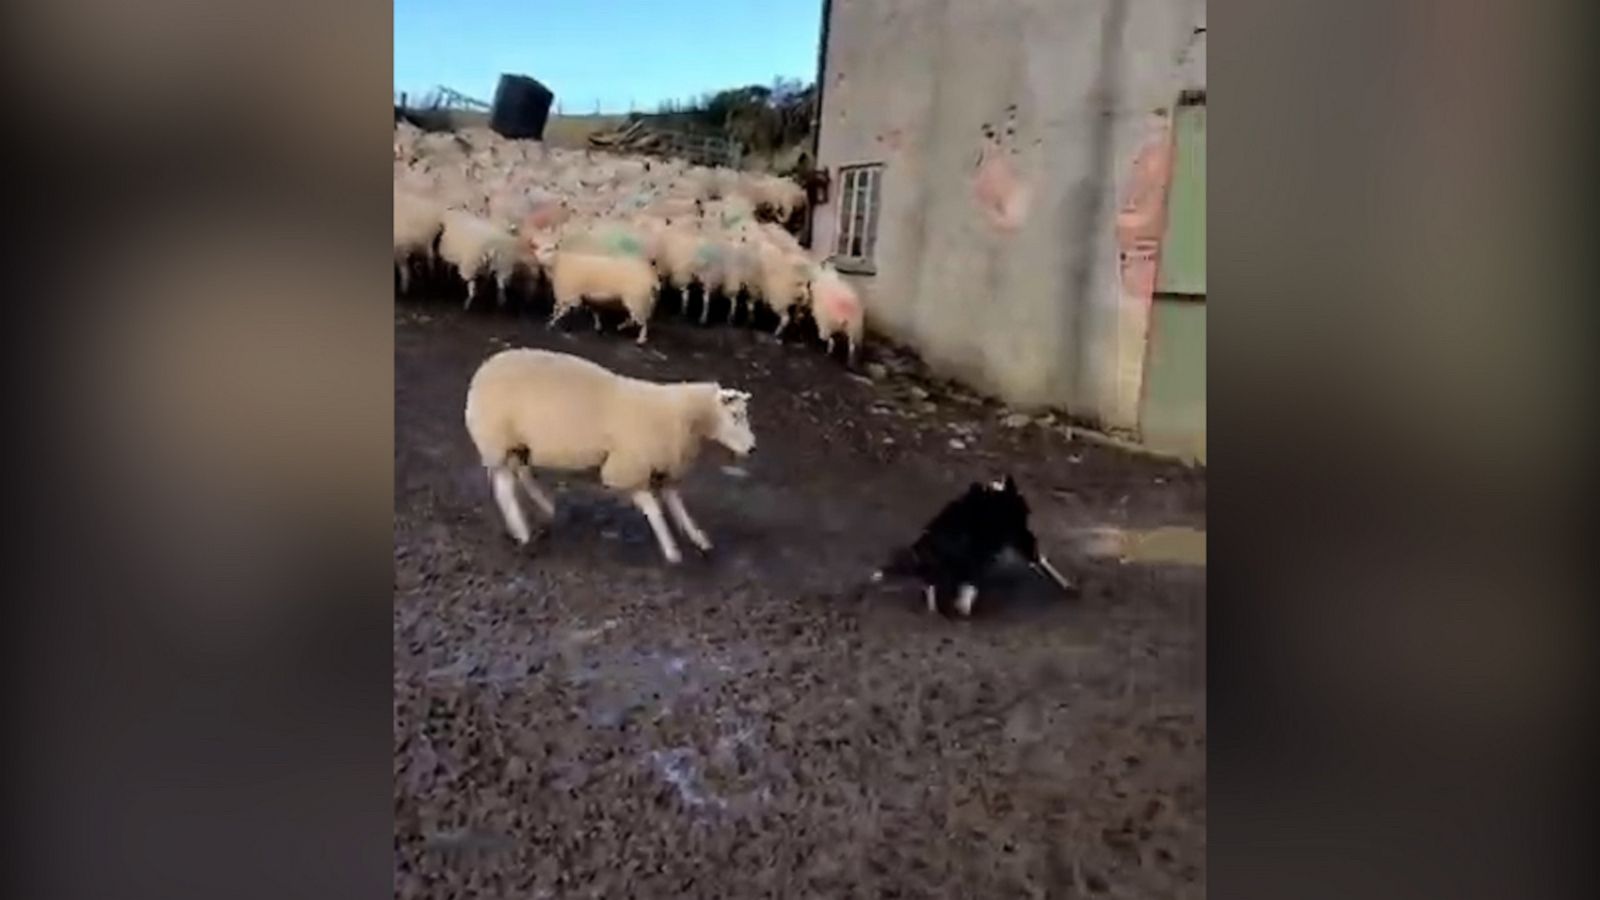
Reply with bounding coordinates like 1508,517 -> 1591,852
711,388 -> 755,456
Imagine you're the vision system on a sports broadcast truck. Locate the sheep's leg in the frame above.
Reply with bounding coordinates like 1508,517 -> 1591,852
512,464 -> 556,519
699,292 -> 714,325
846,335 -> 860,368
463,275 -> 478,310
396,260 -> 411,294
631,490 -> 682,564
548,301 -> 574,329
494,271 -> 510,306
489,468 -> 532,545
661,487 -> 711,552
924,584 -> 938,614
591,306 -> 604,332
633,319 -> 649,345
773,309 -> 791,337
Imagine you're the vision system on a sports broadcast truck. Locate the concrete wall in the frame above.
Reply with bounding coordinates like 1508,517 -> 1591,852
813,0 -> 1206,431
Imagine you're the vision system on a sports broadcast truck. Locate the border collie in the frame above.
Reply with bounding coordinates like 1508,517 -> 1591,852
871,475 -> 1072,616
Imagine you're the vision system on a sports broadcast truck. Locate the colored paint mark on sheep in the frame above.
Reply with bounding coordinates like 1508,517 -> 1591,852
695,243 -> 726,266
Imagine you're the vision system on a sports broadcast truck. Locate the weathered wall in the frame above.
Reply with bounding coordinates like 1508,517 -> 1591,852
813,0 -> 1206,431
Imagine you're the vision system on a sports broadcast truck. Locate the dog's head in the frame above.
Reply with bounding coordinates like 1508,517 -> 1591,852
978,474 -> 1039,562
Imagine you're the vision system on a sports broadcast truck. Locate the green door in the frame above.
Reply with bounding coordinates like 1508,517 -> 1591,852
1141,99 -> 1206,462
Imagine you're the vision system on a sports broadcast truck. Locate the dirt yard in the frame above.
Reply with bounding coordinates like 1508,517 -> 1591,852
393,297 -> 1206,898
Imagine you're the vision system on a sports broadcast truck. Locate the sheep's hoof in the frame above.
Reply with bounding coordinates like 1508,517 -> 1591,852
509,525 -> 550,549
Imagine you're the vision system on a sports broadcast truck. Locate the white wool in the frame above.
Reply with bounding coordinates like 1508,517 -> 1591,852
655,224 -> 711,293
438,210 -> 532,306
464,348 -> 755,560
546,252 -> 660,342
809,262 -> 866,364
394,189 -> 445,293
394,189 -> 444,260
755,241 -> 815,315
719,235 -> 762,300
464,348 -> 753,492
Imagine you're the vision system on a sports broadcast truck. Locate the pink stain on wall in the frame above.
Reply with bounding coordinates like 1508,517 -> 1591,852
1117,115 -> 1175,306
973,144 -> 1031,233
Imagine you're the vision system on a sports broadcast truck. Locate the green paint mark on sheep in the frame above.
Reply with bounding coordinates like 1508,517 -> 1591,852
695,243 -> 725,266
597,232 -> 643,257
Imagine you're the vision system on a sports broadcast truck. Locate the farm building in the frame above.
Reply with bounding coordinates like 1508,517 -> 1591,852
810,0 -> 1207,460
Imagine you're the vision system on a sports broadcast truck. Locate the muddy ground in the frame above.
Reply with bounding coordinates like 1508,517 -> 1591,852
394,294 -> 1206,898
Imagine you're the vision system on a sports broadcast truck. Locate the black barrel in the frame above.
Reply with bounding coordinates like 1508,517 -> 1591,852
490,74 -> 555,140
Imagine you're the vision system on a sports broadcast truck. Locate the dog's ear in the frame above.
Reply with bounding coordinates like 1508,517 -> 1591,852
967,482 -> 986,496
1003,474 -> 1019,494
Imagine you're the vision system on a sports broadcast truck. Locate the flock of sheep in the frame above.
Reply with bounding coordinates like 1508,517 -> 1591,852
393,122 -> 865,364
401,122 -> 1058,616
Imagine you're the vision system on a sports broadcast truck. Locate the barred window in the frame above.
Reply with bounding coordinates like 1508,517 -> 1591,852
835,163 -> 883,270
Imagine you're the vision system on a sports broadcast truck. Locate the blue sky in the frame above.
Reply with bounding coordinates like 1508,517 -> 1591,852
395,0 -> 823,113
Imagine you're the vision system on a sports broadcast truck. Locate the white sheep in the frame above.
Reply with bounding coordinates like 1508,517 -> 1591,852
716,235 -> 764,325
808,261 -> 866,366
654,224 -> 732,320
394,189 -> 444,294
738,174 -> 807,223
438,210 -> 534,310
544,251 -> 660,344
755,242 -> 815,329
463,348 -> 756,563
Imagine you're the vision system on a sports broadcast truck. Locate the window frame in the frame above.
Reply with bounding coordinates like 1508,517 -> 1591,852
833,162 -> 884,274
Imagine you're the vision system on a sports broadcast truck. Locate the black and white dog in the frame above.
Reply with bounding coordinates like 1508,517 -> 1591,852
871,475 -> 1073,616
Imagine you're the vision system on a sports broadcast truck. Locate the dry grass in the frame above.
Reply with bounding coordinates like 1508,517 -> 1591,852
542,114 -> 630,149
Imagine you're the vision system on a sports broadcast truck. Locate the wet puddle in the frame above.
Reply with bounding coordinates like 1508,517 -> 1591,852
1075,525 -> 1206,566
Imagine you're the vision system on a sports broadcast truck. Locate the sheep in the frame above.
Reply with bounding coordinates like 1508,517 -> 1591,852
544,251 -> 660,344
438,210 -> 535,310
394,189 -> 445,294
808,261 -> 866,366
755,242 -> 815,330
563,219 -> 661,265
717,234 -> 764,325
738,174 -> 807,223
654,224 -> 733,321
463,348 -> 755,563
